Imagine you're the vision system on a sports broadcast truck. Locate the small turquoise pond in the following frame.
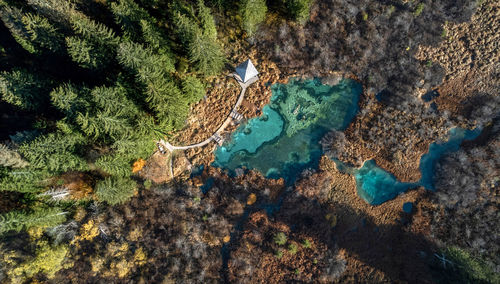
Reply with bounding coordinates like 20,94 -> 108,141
212,77 -> 481,205
213,78 -> 362,184
334,127 -> 481,205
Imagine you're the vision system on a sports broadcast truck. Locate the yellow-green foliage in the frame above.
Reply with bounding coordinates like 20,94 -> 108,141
445,247 -> 500,283
274,232 -> 287,245
288,243 -> 298,254
72,219 -> 99,244
414,3 -> 425,16
302,239 -> 312,248
239,0 -> 267,37
7,242 -> 68,282
197,0 -> 217,41
286,0 -> 313,24
91,242 -> 147,278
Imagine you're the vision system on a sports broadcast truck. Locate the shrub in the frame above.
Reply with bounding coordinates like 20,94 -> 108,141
274,232 -> 287,245
414,3 -> 424,16
143,179 -> 153,189
8,242 -> 68,281
288,243 -> 298,254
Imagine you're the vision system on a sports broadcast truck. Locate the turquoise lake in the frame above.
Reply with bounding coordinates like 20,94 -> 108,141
212,78 -> 481,205
213,78 -> 362,184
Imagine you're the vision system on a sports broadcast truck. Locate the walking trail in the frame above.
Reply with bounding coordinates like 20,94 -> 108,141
157,73 -> 259,152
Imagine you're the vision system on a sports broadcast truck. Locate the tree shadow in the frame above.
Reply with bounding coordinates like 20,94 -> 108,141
277,194 -> 438,282
223,182 -> 452,283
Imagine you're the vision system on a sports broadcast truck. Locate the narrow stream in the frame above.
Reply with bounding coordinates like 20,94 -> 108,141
333,127 -> 481,204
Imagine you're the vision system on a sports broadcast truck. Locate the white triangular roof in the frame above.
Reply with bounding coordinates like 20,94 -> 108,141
235,59 -> 258,83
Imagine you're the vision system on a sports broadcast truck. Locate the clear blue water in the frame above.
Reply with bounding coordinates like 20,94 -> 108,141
403,202 -> 413,213
334,127 -> 481,205
213,78 -> 362,185
200,177 -> 215,194
214,106 -> 283,165
212,77 -> 481,205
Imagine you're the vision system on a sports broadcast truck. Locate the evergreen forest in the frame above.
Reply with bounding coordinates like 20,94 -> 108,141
0,0 -> 313,281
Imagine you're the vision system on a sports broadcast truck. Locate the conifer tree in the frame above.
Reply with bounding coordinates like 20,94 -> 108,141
182,75 -> 205,104
188,33 -> 225,76
66,16 -> 119,69
50,83 -> 88,117
173,6 -> 225,76
173,11 -> 199,46
76,111 -> 133,141
27,0 -> 84,28
70,16 -> 119,45
95,154 -> 131,177
0,167 -> 49,193
0,207 -> 67,234
239,0 -> 267,37
65,36 -> 104,70
0,6 -> 63,54
95,176 -> 136,205
139,19 -> 171,55
95,136 -> 156,178
134,114 -> 162,137
73,85 -> 137,142
197,0 -> 217,41
286,0 -> 313,24
0,6 -> 37,53
90,85 -> 139,118
21,13 -> 64,53
0,144 -> 29,168
19,132 -> 88,173
117,41 -> 187,128
112,135 -> 157,161
0,69 -> 52,110
110,0 -> 150,41
117,41 -> 174,73
111,0 -> 173,55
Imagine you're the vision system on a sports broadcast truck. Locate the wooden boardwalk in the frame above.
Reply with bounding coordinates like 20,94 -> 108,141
158,74 -> 259,152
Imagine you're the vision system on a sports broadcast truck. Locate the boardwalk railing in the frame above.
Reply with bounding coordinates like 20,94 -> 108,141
158,73 -> 259,153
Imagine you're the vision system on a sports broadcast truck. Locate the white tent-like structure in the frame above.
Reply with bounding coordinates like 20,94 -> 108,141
235,59 -> 259,83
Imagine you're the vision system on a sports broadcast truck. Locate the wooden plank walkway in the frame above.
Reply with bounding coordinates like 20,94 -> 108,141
158,74 -> 259,152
